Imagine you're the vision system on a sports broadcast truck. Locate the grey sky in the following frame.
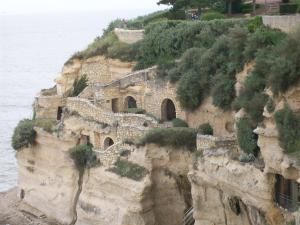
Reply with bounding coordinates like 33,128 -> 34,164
1,0 -> 168,14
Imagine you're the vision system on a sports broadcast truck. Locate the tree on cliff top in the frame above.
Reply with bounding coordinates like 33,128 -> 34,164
157,0 -> 241,15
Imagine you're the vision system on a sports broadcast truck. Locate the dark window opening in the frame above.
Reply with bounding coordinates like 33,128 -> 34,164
104,137 -> 114,149
125,96 -> 137,109
57,106 -> 63,120
161,99 -> 176,122
275,174 -> 300,212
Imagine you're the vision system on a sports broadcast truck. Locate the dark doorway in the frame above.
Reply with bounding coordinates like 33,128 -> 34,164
125,96 -> 137,109
104,137 -> 114,149
275,174 -> 299,212
161,99 -> 176,121
57,106 -> 63,120
112,98 -> 119,113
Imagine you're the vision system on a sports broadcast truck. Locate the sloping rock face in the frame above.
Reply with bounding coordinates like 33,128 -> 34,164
17,129 -> 78,224
17,129 -> 194,225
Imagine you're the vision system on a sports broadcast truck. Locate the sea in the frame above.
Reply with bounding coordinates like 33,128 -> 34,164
0,9 -> 157,192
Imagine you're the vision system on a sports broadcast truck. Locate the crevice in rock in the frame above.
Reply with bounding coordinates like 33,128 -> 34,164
218,190 -> 228,225
69,168 -> 84,225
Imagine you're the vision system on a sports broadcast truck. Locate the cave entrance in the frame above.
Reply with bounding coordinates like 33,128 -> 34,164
275,174 -> 300,212
104,137 -> 114,150
161,99 -> 176,122
57,106 -> 63,120
125,96 -> 137,109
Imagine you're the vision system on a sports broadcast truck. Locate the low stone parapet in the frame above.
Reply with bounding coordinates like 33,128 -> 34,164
114,28 -> 144,44
66,97 -> 158,129
262,14 -> 300,33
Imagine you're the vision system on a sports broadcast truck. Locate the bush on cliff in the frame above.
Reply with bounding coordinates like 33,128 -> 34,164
34,119 -> 57,133
12,119 -> 37,150
236,117 -> 259,156
69,75 -> 88,97
198,123 -> 214,135
137,127 -> 197,152
275,106 -> 300,155
172,118 -> 189,128
108,159 -> 148,181
69,144 -> 98,171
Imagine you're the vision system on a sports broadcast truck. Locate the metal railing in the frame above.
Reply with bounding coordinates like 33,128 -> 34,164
183,207 -> 195,225
275,192 -> 299,212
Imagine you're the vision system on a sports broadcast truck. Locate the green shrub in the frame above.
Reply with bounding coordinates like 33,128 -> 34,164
109,159 -> 148,181
198,123 -> 214,135
69,144 -> 98,170
34,119 -> 57,133
246,16 -> 263,33
123,108 -> 146,114
201,12 -> 226,21
275,106 -> 300,155
70,75 -> 88,97
138,128 -> 197,151
266,98 -> 275,113
12,119 -> 37,150
280,3 -> 298,15
236,118 -> 259,156
172,118 -> 189,127
267,31 -> 300,96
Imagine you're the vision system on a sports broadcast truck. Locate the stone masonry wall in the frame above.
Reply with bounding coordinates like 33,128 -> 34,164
263,15 -> 300,33
114,28 -> 144,44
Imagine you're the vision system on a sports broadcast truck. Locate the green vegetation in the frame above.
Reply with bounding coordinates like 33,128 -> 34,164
275,106 -> 300,155
279,3 -> 298,15
137,128 -> 197,151
236,118 -> 259,156
201,11 -> 226,21
172,118 -> 189,127
69,75 -> 88,97
266,98 -> 275,113
109,159 -> 148,181
69,32 -> 138,62
12,119 -> 37,150
34,119 -> 57,133
123,108 -> 146,114
198,123 -> 214,135
69,144 -> 98,171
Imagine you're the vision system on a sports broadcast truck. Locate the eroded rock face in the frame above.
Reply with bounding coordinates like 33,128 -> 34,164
55,56 -> 135,96
17,130 -> 194,225
190,153 -> 284,225
17,129 -> 78,224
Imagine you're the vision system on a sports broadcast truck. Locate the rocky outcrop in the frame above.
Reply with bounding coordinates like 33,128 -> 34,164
17,127 -> 194,225
190,135 -> 284,225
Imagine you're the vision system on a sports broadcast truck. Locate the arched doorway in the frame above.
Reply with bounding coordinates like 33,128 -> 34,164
104,137 -> 114,150
161,99 -> 176,121
125,96 -> 137,109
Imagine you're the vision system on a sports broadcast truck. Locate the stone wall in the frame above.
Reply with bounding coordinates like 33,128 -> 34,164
262,15 -> 300,33
66,97 -> 158,128
114,28 -> 144,44
34,95 -> 64,120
